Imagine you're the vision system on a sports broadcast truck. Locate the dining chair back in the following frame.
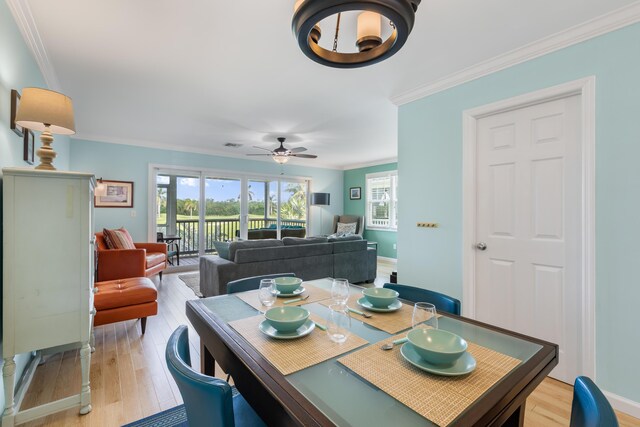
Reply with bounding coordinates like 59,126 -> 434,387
226,273 -> 296,294
166,325 -> 266,427
570,376 -> 618,427
383,283 -> 461,315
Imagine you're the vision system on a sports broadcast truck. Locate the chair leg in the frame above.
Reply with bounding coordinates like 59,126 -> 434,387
159,271 -> 163,281
140,317 -> 147,334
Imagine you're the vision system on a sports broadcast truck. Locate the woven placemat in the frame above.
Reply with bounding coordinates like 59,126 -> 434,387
338,334 -> 521,426
229,314 -> 368,375
235,284 -> 332,311
320,294 -> 416,334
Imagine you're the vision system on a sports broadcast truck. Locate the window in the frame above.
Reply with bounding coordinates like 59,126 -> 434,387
366,171 -> 397,230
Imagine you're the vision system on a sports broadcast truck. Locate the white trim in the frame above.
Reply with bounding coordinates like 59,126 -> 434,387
461,77 -> 596,379
391,1 -> 640,105
603,390 -> 640,419
342,157 -> 398,171
6,0 -> 61,91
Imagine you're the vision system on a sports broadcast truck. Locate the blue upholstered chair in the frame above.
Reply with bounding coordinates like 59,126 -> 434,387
383,283 -> 461,315
226,273 -> 296,294
570,376 -> 618,427
166,326 -> 266,427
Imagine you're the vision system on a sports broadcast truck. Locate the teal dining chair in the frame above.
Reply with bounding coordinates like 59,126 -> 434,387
383,283 -> 461,315
570,376 -> 618,427
166,325 -> 266,427
226,273 -> 296,294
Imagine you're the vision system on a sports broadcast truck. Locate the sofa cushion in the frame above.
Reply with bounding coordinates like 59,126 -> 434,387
327,235 -> 363,242
282,237 -> 328,246
229,239 -> 283,261
146,252 -> 166,268
235,246 -> 286,263
213,241 -> 231,260
332,239 -> 367,253
103,227 -> 136,249
281,243 -> 333,259
94,277 -> 157,310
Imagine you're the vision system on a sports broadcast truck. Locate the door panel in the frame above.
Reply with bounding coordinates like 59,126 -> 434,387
474,95 -> 581,383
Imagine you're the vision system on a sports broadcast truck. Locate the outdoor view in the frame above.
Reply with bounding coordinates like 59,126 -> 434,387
156,174 -> 307,256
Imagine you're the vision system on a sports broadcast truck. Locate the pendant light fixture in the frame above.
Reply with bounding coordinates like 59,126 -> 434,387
292,0 -> 421,68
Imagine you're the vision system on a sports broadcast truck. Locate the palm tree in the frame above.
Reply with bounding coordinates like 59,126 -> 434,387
156,188 -> 167,217
184,199 -> 198,218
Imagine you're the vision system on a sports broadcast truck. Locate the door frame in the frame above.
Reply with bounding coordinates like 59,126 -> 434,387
461,76 -> 596,379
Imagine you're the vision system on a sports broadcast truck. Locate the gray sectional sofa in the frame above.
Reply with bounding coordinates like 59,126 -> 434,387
199,236 -> 377,297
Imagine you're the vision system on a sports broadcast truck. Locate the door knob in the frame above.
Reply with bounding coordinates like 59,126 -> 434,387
476,242 -> 487,251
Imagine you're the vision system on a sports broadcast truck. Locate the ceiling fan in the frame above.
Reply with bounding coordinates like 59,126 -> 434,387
247,137 -> 318,164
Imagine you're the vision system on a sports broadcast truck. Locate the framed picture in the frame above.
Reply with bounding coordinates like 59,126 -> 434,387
10,89 -> 24,137
94,180 -> 134,208
350,187 -> 361,200
23,130 -> 34,165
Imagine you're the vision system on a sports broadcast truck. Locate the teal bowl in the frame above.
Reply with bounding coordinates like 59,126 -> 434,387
362,288 -> 399,308
264,306 -> 309,333
407,328 -> 468,365
274,277 -> 303,294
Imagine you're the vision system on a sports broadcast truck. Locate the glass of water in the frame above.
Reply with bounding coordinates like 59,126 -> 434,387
327,303 -> 351,343
258,279 -> 276,310
412,302 -> 438,330
331,278 -> 350,306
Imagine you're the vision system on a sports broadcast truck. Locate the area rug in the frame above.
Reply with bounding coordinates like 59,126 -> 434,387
122,405 -> 187,427
178,273 -> 203,298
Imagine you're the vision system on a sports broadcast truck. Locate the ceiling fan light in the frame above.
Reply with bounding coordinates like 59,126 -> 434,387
356,11 -> 382,52
273,155 -> 289,164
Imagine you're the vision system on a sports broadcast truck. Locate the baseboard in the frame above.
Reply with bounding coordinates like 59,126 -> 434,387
603,389 -> 640,419
377,256 -> 397,263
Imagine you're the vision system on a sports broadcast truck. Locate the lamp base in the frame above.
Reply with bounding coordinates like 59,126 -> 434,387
35,128 -> 56,171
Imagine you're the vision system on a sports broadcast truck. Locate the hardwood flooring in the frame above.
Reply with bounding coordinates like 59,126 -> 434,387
20,261 -> 639,426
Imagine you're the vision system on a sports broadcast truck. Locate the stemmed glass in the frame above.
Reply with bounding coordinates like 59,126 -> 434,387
412,302 -> 438,330
331,278 -> 350,306
258,279 -> 277,311
327,303 -> 351,343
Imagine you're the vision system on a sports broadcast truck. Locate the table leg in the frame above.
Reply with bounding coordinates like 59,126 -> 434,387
502,402 -> 526,427
200,342 -> 215,376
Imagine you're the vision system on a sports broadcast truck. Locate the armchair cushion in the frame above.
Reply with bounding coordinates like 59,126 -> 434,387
336,222 -> 357,235
103,228 -> 136,249
146,252 -> 167,268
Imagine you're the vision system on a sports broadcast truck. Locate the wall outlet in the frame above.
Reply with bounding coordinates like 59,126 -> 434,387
130,210 -> 136,217
393,243 -> 397,250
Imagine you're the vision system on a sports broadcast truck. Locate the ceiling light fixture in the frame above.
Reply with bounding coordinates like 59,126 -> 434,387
292,0 -> 421,68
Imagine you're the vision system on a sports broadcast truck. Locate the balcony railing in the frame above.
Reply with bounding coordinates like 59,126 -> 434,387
158,218 -> 306,255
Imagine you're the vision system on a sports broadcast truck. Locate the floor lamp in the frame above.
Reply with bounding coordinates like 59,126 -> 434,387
310,193 -> 330,236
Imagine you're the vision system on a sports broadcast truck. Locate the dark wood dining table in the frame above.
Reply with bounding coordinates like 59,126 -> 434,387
186,278 -> 558,427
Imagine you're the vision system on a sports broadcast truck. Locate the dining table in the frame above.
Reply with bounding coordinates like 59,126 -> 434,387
186,278 -> 558,427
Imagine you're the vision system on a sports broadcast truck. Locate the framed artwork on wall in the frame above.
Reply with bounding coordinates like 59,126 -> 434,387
23,130 -> 34,165
94,180 -> 134,208
10,89 -> 24,137
350,187 -> 361,200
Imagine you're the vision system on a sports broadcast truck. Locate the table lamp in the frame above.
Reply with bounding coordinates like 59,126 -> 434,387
310,192 -> 330,236
15,87 -> 75,170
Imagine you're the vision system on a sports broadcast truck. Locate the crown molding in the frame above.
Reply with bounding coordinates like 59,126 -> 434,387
342,157 -> 398,171
391,1 -> 640,105
6,0 -> 61,91
71,132 -> 344,170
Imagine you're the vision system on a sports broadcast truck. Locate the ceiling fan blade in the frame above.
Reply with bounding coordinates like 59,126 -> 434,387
290,153 -> 317,159
246,153 -> 274,156
289,147 -> 307,153
252,146 -> 274,153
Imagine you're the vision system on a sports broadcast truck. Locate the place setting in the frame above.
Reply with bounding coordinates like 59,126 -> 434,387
234,276 -> 332,311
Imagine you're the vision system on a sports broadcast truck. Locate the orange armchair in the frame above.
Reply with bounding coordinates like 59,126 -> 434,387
95,232 -> 167,281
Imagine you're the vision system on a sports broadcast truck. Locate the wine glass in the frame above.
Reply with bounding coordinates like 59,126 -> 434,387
331,278 -> 350,306
412,302 -> 438,330
258,279 -> 276,310
327,303 -> 351,343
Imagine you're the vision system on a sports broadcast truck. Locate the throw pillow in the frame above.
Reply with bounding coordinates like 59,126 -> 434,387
103,228 -> 136,250
336,222 -> 357,235
213,241 -> 231,260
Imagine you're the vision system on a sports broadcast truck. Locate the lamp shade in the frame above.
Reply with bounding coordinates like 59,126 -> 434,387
15,87 -> 75,135
310,192 -> 330,206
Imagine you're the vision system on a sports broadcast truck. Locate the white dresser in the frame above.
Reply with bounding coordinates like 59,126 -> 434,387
2,168 -> 94,426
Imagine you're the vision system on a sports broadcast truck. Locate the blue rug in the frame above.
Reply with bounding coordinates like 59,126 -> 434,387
122,405 -> 188,427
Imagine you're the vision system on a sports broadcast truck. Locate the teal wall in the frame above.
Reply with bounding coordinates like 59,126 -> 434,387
344,163 -> 398,258
70,139 -> 344,240
0,1 -> 71,410
398,24 -> 640,402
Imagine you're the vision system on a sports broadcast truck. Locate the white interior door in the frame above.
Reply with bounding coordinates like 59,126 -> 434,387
474,95 -> 581,383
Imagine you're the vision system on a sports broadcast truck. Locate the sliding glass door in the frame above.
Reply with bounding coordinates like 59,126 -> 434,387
203,176 -> 242,252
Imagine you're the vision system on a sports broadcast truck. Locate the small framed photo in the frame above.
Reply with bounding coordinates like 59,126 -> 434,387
23,130 -> 34,165
95,180 -> 134,208
350,187 -> 361,200
11,89 -> 24,137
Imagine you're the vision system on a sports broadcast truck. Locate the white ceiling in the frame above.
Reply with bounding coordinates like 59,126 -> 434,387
19,0 -> 638,169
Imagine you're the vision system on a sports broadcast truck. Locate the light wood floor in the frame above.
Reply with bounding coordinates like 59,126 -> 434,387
21,262 -> 639,426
